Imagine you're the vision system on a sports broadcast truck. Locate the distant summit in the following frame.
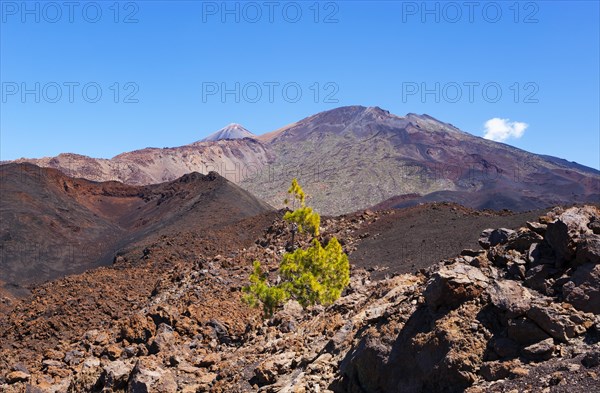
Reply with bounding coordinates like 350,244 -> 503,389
201,123 -> 256,142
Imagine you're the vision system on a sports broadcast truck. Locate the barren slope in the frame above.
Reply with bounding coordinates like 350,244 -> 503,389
0,163 -> 273,294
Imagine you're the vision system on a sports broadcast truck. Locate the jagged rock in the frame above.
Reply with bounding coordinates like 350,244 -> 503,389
581,350 -> 600,368
575,235 -> 600,265
127,358 -> 177,393
589,219 -> 600,234
6,370 -> 30,383
524,264 -> 558,295
148,305 -> 180,328
506,229 -> 543,253
195,353 -> 221,368
148,324 -> 177,354
68,357 -> 102,392
507,317 -> 551,346
253,352 -> 296,386
424,263 -> 489,309
545,207 -> 598,265
44,349 -> 65,361
479,228 -> 516,249
120,314 -> 156,344
479,360 -> 520,381
42,359 -> 64,368
339,299 -> 486,393
100,360 -> 132,390
507,262 -> 526,280
208,319 -> 231,344
522,338 -> 555,361
526,305 -> 584,342
197,371 -> 217,385
527,221 -> 547,235
562,263 -> 600,314
64,350 -> 84,366
104,344 -> 123,360
461,249 -> 485,258
272,300 -> 303,333
487,280 -> 532,316
82,357 -> 101,369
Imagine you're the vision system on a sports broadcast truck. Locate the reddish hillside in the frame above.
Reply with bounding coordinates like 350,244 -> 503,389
0,163 -> 273,294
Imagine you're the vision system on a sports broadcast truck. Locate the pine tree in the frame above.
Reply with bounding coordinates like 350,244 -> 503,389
244,179 -> 350,316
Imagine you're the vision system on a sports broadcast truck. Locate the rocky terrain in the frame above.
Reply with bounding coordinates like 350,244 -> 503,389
6,106 -> 600,215
1,201 -> 599,392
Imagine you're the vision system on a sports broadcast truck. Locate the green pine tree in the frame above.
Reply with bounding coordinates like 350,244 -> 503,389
243,179 -> 350,317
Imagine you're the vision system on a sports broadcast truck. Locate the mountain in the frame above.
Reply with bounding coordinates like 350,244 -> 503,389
6,106 -> 599,214
10,138 -> 271,186
201,123 -> 256,142
241,106 -> 599,214
0,163 -> 273,293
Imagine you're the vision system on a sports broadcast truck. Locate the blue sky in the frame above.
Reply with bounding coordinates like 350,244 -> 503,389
1,1 -> 599,169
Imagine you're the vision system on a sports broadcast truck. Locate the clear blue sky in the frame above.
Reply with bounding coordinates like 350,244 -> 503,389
1,1 -> 599,169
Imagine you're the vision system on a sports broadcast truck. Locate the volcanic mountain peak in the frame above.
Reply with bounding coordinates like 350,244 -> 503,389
201,123 -> 256,142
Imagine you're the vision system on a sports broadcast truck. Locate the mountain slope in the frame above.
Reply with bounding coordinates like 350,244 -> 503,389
0,163 -> 273,293
6,106 -> 599,215
11,138 -> 271,186
240,106 -> 600,214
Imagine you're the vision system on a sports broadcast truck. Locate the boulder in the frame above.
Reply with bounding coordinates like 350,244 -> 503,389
490,337 -> 520,358
526,221 -> 547,235
562,263 -> 600,314
253,352 -> 296,386
487,280 -> 532,316
272,300 -> 303,333
581,350 -> 600,368
526,305 -> 583,342
5,371 -> 29,384
148,324 -> 177,354
479,360 -> 520,381
545,206 -> 598,264
507,318 -> 550,346
575,234 -> 600,265
120,314 -> 156,344
424,264 -> 489,309
522,338 -> 555,361
127,358 -> 177,393
100,360 -> 132,390
506,229 -> 543,253
524,264 -> 558,295
479,228 -> 516,249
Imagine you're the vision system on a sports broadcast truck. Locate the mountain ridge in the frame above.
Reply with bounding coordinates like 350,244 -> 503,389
4,106 -> 599,214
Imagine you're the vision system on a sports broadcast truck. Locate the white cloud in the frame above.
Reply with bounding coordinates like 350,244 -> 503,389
483,118 -> 528,142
